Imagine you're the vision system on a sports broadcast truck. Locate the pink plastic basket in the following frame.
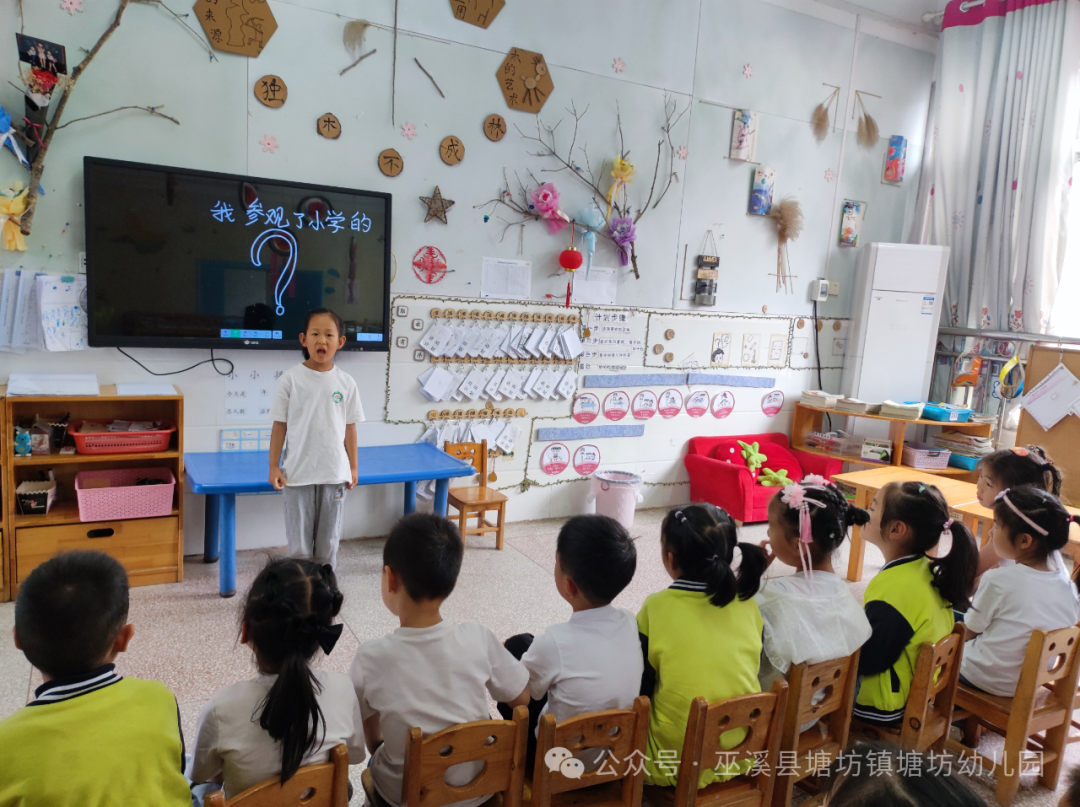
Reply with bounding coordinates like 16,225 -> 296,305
70,421 -> 176,455
75,468 -> 176,522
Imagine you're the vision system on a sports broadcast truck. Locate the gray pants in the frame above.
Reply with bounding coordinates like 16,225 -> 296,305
284,483 -> 347,569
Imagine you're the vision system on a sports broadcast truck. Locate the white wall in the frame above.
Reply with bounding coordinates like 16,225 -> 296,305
0,0 -> 936,553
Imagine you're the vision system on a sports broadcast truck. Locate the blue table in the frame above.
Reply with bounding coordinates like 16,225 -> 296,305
185,443 -> 475,597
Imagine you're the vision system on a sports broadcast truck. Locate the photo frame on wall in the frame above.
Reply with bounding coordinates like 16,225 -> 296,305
729,110 -> 758,162
748,167 -> 776,216
883,135 -> 907,184
839,199 -> 867,247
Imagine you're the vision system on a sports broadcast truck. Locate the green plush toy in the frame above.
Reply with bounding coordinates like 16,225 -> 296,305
759,468 -> 791,487
737,440 -> 767,473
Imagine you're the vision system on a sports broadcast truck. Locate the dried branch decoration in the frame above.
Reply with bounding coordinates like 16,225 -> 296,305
475,96 -> 688,280
855,91 -> 880,148
811,86 -> 839,142
768,196 -> 803,294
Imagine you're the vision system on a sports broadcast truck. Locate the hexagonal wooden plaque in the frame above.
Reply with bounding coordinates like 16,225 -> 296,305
449,0 -> 505,28
194,0 -> 278,58
497,48 -> 554,115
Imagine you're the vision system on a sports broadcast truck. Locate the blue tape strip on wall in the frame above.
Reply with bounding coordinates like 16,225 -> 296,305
536,425 -> 646,441
686,372 -> 776,388
583,374 -> 685,388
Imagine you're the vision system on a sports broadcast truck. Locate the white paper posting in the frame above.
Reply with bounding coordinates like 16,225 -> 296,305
499,367 -> 525,399
481,257 -> 532,300
19,272 -> 45,351
441,326 -> 465,358
495,423 -> 521,454
7,372 -> 100,396
441,370 -> 467,402
559,328 -> 584,360
37,274 -> 88,351
0,270 -> 17,348
523,367 -> 544,398
1022,363 -> 1080,431
9,269 -> 37,352
484,368 -> 507,401
533,369 -> 559,399
449,370 -> 469,401
464,326 -> 488,358
503,325 -> 522,359
571,266 -> 617,306
555,369 -> 579,399
537,327 -> 558,357
224,369 -> 279,420
419,323 -> 453,357
116,383 -> 178,396
480,325 -> 509,360
459,368 -> 487,400
420,366 -> 457,402
514,326 -> 533,356
524,326 -> 546,357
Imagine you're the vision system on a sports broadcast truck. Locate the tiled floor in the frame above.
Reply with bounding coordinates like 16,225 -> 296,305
0,507 -> 1075,805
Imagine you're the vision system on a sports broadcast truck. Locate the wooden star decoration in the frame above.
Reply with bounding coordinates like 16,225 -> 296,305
420,186 -> 455,224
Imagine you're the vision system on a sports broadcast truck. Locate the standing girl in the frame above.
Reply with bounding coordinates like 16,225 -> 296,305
637,504 -> 769,788
756,477 -> 872,691
190,558 -> 365,797
269,308 -> 363,569
853,482 -> 978,726
960,486 -> 1080,695
975,445 -> 1065,577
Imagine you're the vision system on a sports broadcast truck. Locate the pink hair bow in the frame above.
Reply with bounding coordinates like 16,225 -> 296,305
780,482 -> 827,581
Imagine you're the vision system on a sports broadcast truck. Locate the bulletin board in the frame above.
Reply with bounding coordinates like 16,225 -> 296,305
1015,343 -> 1080,505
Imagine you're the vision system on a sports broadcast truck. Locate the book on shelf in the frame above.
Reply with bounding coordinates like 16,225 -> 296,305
834,397 -> 883,415
880,400 -> 925,420
801,390 -> 840,408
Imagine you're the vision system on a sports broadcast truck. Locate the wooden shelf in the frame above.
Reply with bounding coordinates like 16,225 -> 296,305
797,403 -> 993,431
13,501 -> 179,528
794,443 -> 972,475
12,450 -> 180,466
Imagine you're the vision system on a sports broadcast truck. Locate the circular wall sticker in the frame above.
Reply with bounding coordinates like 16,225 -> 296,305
711,391 -> 735,419
540,443 -> 570,475
631,390 -> 657,419
572,393 -> 600,424
761,390 -> 785,417
602,391 -> 630,421
685,390 -> 710,418
573,444 -> 601,476
658,388 -> 684,418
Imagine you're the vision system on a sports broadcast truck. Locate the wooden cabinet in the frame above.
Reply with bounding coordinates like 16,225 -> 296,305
1,385 -> 184,601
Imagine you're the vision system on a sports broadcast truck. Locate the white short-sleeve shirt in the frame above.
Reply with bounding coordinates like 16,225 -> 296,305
521,605 -> 643,726
269,363 -> 364,486
350,622 -> 529,807
190,670 -> 366,798
961,561 -> 1080,696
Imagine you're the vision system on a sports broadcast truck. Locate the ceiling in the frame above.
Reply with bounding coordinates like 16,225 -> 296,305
815,0 -> 948,29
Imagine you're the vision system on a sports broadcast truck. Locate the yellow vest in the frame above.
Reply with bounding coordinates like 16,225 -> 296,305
637,583 -> 763,789
0,677 -> 191,807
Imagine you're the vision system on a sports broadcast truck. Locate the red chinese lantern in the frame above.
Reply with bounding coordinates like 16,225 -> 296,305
559,226 -> 583,272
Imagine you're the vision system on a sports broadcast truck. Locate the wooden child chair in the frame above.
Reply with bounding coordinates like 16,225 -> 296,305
770,651 -> 860,807
851,623 -> 964,754
445,439 -> 508,550
947,625 -> 1080,806
644,681 -> 789,807
204,744 -> 348,807
530,697 -> 651,807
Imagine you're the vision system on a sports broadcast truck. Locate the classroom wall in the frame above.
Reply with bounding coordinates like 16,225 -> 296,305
0,0 -> 937,553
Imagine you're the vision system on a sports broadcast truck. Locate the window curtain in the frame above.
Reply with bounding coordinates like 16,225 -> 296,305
923,0 -> 1080,332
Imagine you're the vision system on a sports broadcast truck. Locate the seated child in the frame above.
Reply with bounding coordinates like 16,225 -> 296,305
0,551 -> 190,807
638,504 -> 769,788
975,445 -> 1064,577
960,486 -> 1080,695
190,558 -> 365,798
818,742 -> 984,807
351,514 -> 530,807
1062,766 -> 1080,807
756,477 -> 871,692
497,515 -> 642,764
854,481 -> 977,727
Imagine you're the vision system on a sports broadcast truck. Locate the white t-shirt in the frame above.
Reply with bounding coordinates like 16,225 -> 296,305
961,561 -> 1080,696
190,670 -> 366,798
350,622 -> 530,807
521,605 -> 643,725
270,364 -> 364,486
998,549 -> 1070,581
754,571 -> 872,689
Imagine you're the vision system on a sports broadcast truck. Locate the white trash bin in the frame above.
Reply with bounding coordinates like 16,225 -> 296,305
594,471 -> 643,530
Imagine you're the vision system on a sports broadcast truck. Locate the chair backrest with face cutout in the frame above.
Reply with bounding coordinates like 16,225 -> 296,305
203,744 -> 349,807
1018,625 -> 1080,717
899,623 -> 965,753
444,440 -> 488,488
401,707 -> 528,807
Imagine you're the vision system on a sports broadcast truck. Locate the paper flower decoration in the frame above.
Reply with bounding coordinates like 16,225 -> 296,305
824,168 -> 835,182
576,204 -> 606,276
743,64 -> 754,79
401,121 -> 417,140
529,183 -> 568,235
677,146 -> 688,160
259,134 -> 279,154
605,156 -> 636,219
0,183 -> 29,251
608,216 -> 636,267
60,0 -> 83,13
0,106 -> 30,170
612,57 -> 625,74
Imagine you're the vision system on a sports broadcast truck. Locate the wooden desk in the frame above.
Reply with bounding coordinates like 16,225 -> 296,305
950,499 -> 1080,567
834,467 -> 982,582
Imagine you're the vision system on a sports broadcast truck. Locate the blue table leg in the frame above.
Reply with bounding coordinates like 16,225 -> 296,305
220,493 -> 237,598
403,480 -> 417,515
203,494 -> 221,563
434,479 -> 449,517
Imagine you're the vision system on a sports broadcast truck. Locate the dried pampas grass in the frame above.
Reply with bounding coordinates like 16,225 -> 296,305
343,20 -> 370,56
811,88 -> 839,142
856,92 -> 880,148
768,196 -> 803,293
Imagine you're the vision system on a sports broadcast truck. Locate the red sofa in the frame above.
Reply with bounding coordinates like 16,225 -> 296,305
684,433 -> 843,523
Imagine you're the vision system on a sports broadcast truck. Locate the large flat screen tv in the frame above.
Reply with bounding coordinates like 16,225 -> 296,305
84,157 -> 391,352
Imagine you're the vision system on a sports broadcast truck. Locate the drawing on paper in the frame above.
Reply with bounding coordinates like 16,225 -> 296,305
710,332 -> 732,367
741,333 -> 760,365
839,200 -> 864,247
729,110 -> 758,162
748,167 -> 776,216
249,229 -> 298,316
883,135 -> 907,183
768,334 -> 787,366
